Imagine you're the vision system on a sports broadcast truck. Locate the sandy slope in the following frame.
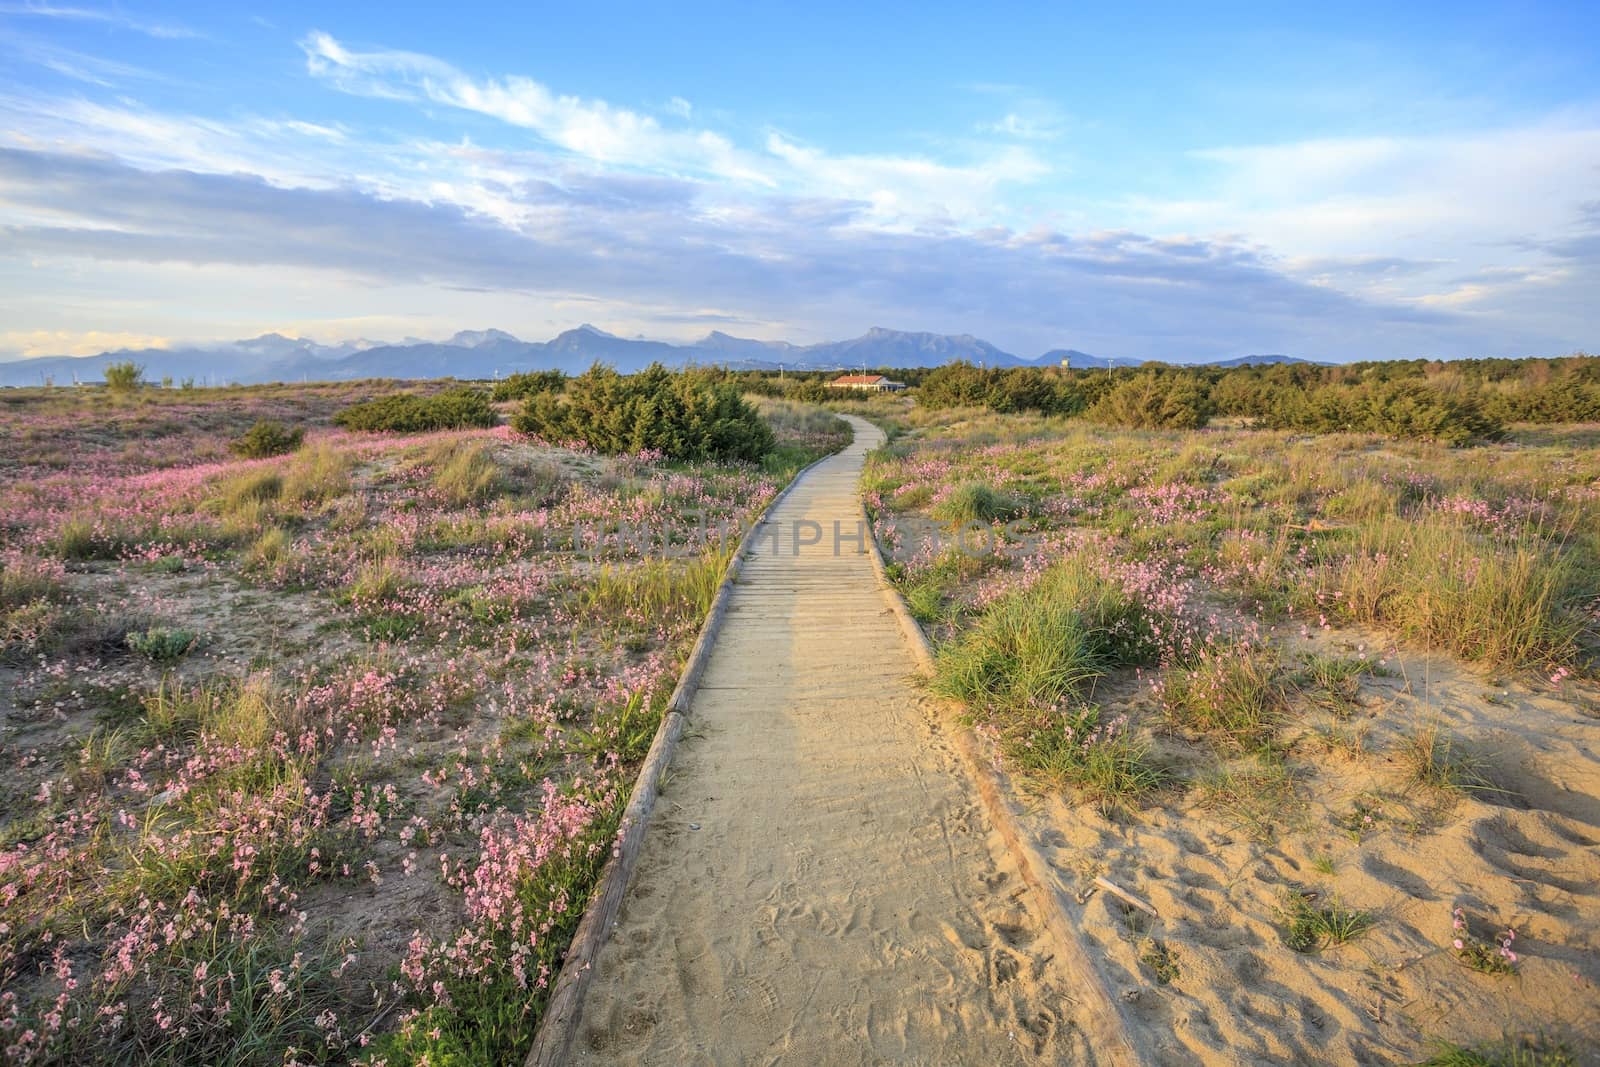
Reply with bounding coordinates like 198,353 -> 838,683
1030,636 -> 1600,1065
573,418 -> 1082,1065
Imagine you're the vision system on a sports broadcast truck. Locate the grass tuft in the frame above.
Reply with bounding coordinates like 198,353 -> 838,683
1280,890 -> 1376,952
933,557 -> 1153,709
428,438 -> 501,506
931,482 -> 1025,525
1401,721 -> 1501,797
1160,640 -> 1286,751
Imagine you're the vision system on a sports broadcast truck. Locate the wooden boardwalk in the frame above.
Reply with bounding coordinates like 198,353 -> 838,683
570,417 -> 1078,1065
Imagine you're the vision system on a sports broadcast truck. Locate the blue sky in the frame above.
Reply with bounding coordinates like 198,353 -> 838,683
2,1 -> 1597,362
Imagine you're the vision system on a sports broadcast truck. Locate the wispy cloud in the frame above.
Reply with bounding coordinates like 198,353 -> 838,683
298,31 -> 1049,225
0,2 -> 198,39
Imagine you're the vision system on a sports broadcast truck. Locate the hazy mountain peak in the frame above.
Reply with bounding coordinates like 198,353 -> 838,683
447,328 -> 519,348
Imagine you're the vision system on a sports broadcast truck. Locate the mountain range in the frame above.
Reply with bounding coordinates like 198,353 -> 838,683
0,325 -> 1309,387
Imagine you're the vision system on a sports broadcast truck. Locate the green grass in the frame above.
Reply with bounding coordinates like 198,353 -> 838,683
1280,890 -> 1376,952
427,438 -> 501,506
570,687 -> 665,763
1160,641 -> 1286,751
1415,1037 -> 1577,1067
1325,514 -> 1589,670
1195,756 -> 1303,841
931,481 -> 1025,525
932,557 -> 1153,709
582,544 -> 732,628
1297,652 -> 1379,716
280,443 -> 354,506
997,703 -> 1168,816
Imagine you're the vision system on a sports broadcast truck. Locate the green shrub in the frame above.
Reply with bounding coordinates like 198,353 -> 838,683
230,420 -> 304,458
1087,372 -> 1212,429
334,388 -> 497,433
103,360 -> 144,392
512,363 -> 774,462
126,625 -> 198,661
917,361 -> 1084,415
1265,379 -> 1501,445
491,369 -> 565,402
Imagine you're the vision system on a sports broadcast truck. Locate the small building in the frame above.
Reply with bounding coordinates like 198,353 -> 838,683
827,374 -> 906,393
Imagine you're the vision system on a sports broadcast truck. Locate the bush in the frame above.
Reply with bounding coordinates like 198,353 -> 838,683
334,388 -> 497,433
126,625 -> 199,661
230,420 -> 304,458
103,361 -> 144,392
1264,379 -> 1501,445
1087,372 -> 1212,429
491,369 -> 565,403
512,363 -> 774,462
916,362 -> 1084,415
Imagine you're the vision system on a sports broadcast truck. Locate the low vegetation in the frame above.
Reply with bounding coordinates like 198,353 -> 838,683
230,418 -> 305,458
866,404 -> 1599,1062
0,378 -> 850,1064
894,352 -> 1600,444
334,386 -> 497,433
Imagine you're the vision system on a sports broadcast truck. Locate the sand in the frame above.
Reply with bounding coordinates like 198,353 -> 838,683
573,418 -> 1085,1065
1028,636 -> 1600,1064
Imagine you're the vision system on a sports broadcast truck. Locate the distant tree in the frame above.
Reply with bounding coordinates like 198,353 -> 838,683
103,361 -> 144,392
230,420 -> 305,458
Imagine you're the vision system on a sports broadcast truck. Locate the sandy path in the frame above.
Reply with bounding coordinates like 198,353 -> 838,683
573,417 -> 1079,1065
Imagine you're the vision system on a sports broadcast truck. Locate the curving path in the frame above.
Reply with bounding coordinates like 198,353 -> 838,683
571,416 -> 1081,1065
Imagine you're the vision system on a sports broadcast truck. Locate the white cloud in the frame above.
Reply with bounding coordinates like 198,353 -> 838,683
764,132 -> 1046,226
0,2 -> 198,38
978,112 -> 1061,141
299,31 -> 1048,224
300,31 -> 773,185
0,328 -> 170,358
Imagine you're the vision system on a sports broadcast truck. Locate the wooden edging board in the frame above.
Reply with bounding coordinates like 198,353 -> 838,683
858,500 -> 1147,1067
524,446 -> 840,1066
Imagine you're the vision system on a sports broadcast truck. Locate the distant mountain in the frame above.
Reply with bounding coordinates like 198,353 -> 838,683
0,325 -> 1312,387
1207,354 -> 1309,368
447,328 -> 519,348
1042,349 -> 1146,370
805,327 -> 1030,370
